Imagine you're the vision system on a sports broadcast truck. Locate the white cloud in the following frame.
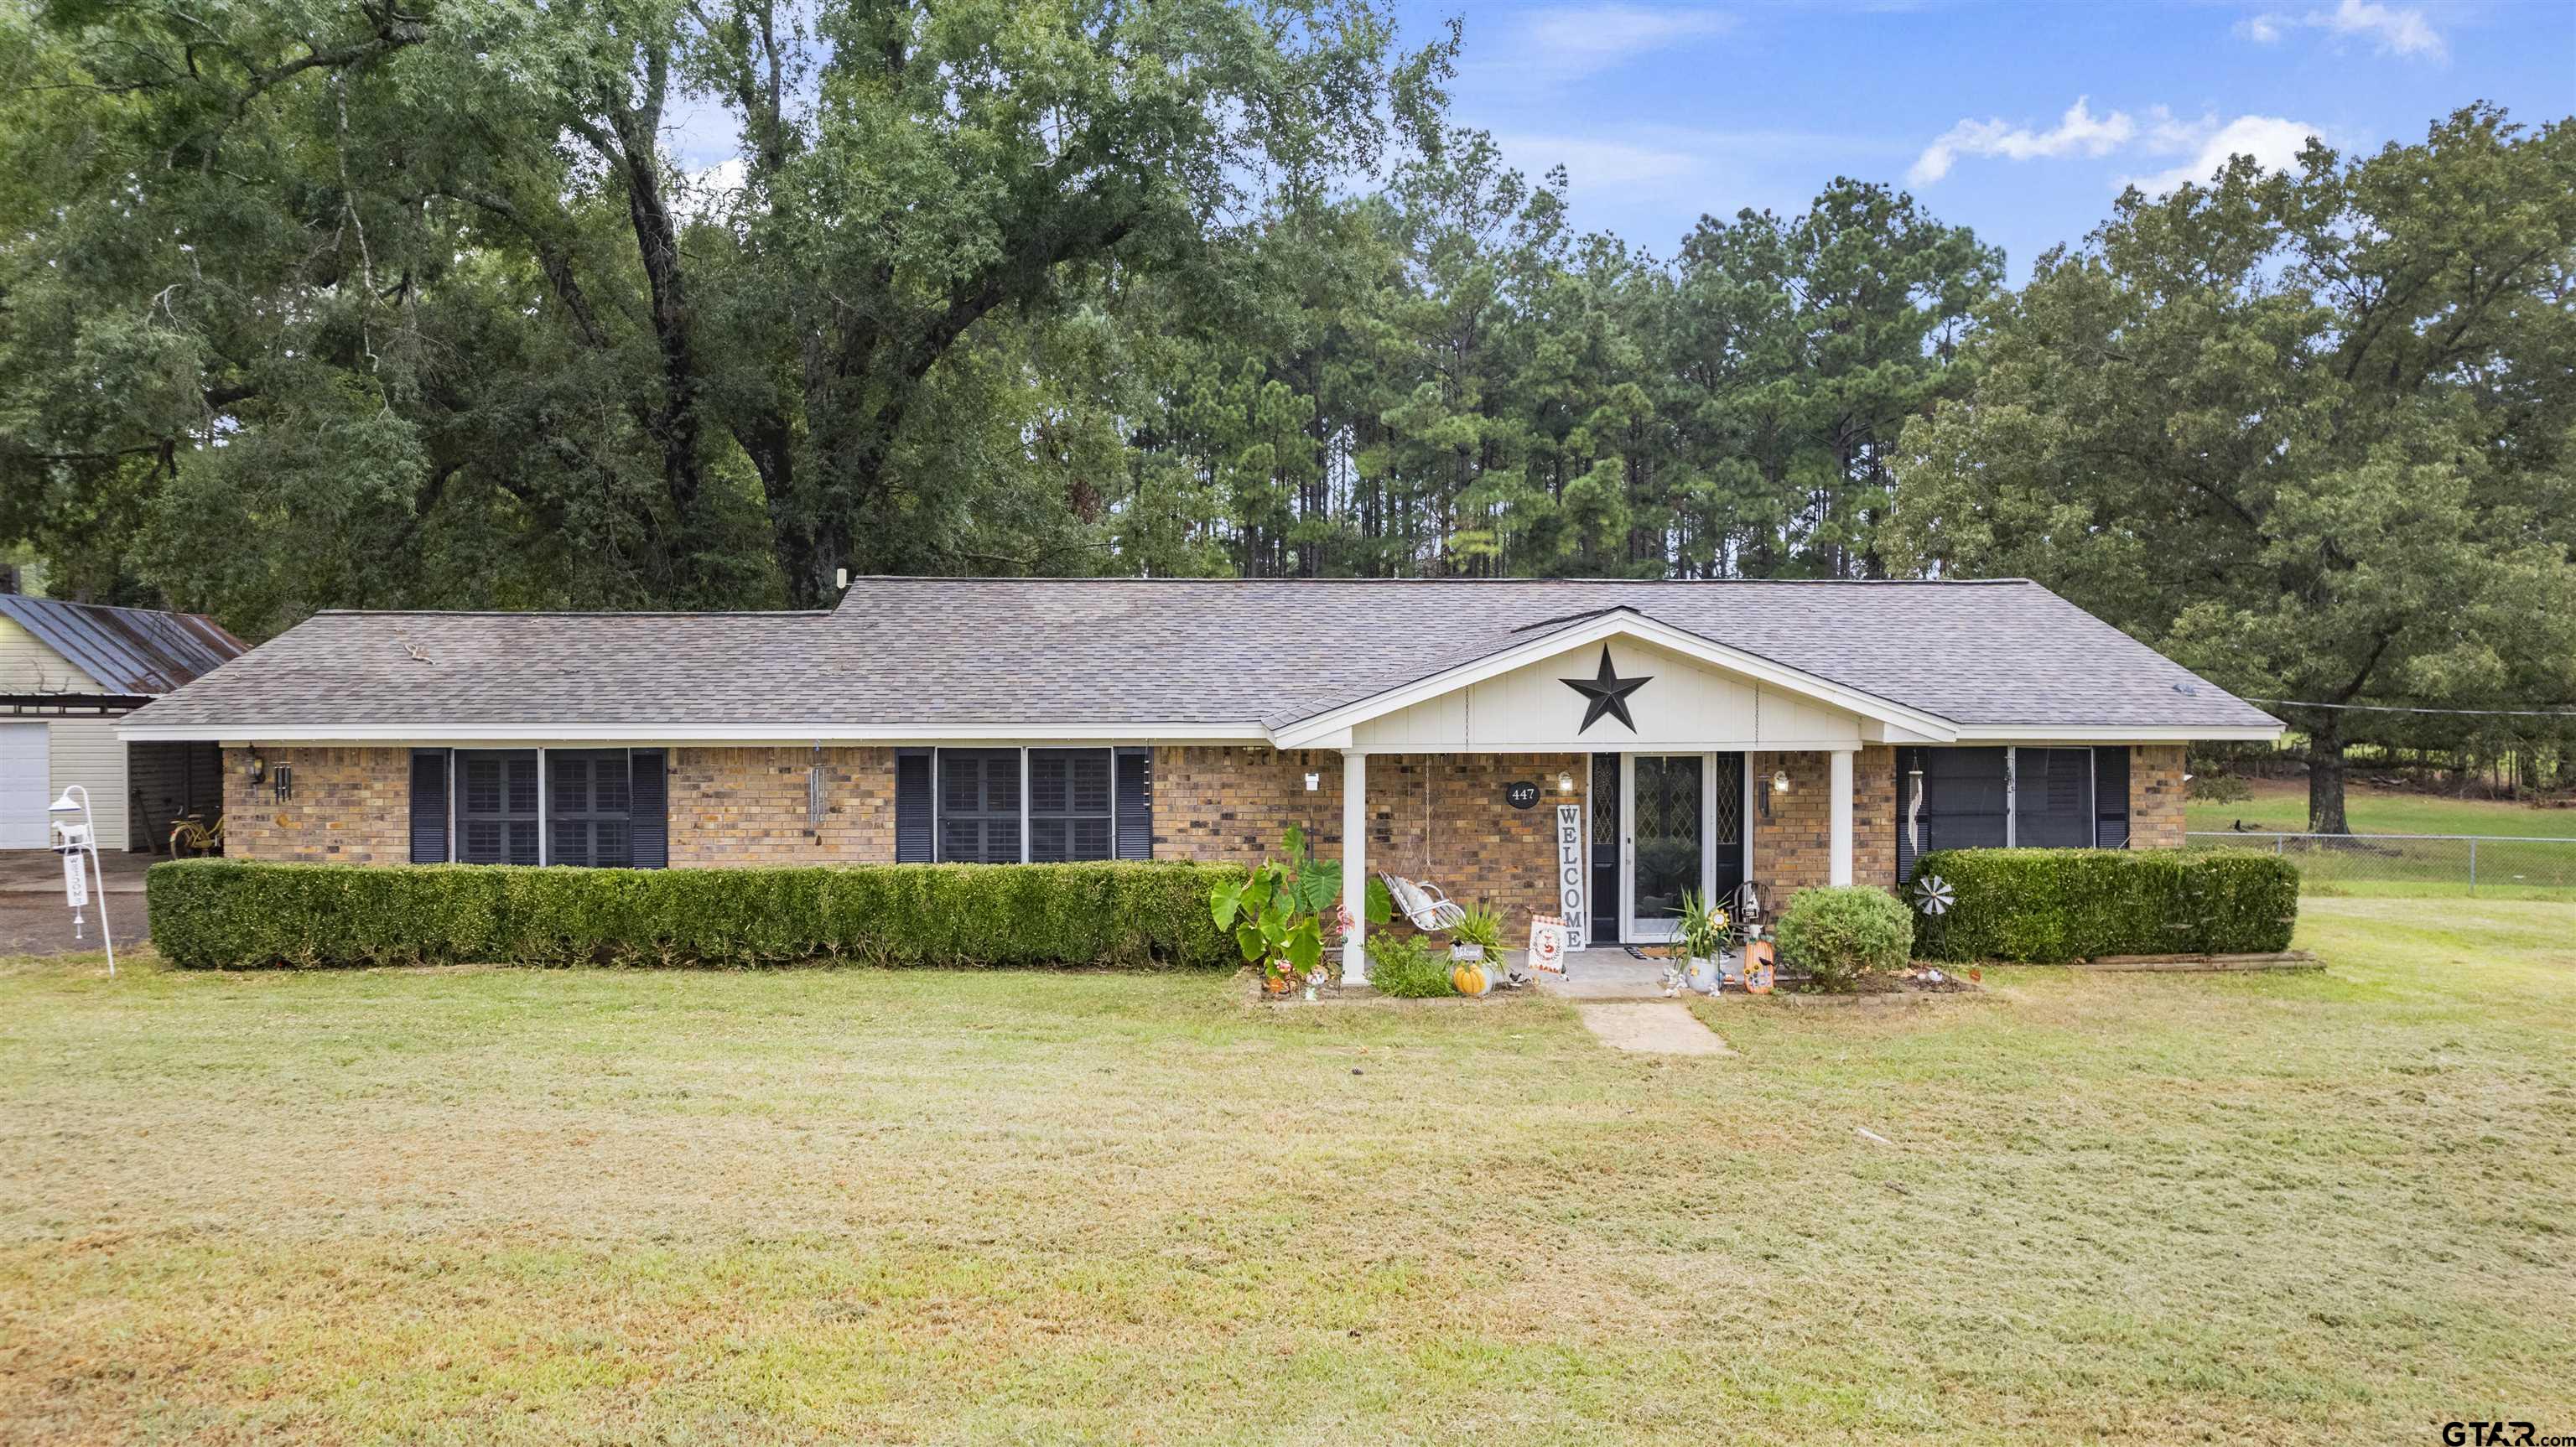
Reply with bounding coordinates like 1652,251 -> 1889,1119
1493,132 -> 1705,189
1480,5 -> 1737,85
2309,0 -> 2445,58
1908,97 -> 2137,185
1906,97 -> 2322,194
2236,0 -> 2445,60
2124,114 -> 2322,193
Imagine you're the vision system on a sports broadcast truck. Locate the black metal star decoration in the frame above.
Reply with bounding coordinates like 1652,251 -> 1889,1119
1561,646 -> 1652,734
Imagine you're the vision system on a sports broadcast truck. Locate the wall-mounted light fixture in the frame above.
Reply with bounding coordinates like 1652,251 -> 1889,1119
1761,765 -> 1791,822
1557,771 -> 1575,795
1303,770 -> 1321,792
246,754 -> 266,783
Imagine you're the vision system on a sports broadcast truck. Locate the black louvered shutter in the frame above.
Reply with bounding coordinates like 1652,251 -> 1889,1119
409,749 -> 450,864
2093,746 -> 2131,848
895,749 -> 933,862
630,749 -> 667,868
1114,748 -> 1151,860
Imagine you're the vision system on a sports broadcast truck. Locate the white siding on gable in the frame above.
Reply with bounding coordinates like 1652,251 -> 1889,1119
0,615 -> 105,696
44,718 -> 130,852
1350,636 -> 1866,752
0,722 -> 47,848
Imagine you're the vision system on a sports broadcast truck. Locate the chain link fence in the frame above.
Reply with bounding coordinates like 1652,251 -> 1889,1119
2186,832 -> 2576,896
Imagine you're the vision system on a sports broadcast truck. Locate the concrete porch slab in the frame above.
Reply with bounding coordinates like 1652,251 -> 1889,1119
1536,947 -> 1680,999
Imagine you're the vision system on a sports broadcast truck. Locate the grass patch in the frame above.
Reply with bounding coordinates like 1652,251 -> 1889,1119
2188,775 -> 2576,838
3,900 -> 2573,1443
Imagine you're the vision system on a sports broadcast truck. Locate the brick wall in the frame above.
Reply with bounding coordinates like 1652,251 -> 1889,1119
221,746 -> 411,864
667,746 -> 897,866
1154,747 -> 1586,941
2129,744 -> 2188,848
214,742 -> 2183,910
1748,747 -> 1898,911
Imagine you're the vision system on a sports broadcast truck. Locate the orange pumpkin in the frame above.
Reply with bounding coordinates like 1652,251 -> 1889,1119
1450,960 -> 1490,997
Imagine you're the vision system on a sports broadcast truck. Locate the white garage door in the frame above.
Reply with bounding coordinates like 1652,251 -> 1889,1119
0,722 -> 48,848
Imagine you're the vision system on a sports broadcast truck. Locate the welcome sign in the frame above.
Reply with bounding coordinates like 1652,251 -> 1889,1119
1555,803 -> 1585,941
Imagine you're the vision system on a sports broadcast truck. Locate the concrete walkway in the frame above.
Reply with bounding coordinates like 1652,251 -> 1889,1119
1574,1001 -> 1734,1055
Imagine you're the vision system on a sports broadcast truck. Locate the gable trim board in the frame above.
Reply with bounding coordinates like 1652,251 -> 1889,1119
1271,610 -> 1961,749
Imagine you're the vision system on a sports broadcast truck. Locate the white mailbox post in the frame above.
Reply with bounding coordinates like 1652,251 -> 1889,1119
48,785 -> 112,976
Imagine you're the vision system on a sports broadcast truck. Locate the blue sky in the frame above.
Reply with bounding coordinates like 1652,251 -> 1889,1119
1400,0 -> 2575,277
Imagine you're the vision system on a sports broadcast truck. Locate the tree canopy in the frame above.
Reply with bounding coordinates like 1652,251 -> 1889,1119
1890,106 -> 2576,830
3,8 -> 2571,829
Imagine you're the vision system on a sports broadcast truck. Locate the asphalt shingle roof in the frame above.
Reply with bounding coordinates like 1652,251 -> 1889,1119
119,578 -> 2279,734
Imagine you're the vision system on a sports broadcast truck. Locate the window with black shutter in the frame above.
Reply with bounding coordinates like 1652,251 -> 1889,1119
1898,745 -> 2111,880
548,750 -> 635,868
456,750 -> 542,864
2093,747 -> 2132,848
938,749 -> 1022,863
1029,749 -> 1114,862
895,749 -> 934,862
629,750 -> 668,868
1114,748 -> 1152,860
409,749 -> 451,864
1898,747 -> 2007,882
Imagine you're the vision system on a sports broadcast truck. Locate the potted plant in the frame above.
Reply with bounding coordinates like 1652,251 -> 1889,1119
1208,826 -> 1391,995
1447,904 -> 1504,997
1676,889 -> 1734,993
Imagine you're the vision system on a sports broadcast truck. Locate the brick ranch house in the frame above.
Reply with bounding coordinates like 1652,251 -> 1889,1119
118,578 -> 2282,980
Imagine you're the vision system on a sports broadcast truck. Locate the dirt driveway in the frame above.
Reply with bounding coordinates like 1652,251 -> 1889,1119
0,848 -> 152,955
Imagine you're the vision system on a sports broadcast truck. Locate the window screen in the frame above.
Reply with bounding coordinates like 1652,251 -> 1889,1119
1029,749 -> 1114,862
938,749 -> 1023,863
548,750 -> 636,868
456,750 -> 541,865
2013,747 -> 2097,848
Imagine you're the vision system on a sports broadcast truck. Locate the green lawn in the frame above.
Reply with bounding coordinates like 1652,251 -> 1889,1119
2187,779 -> 2576,898
2186,775 -> 2576,838
5,904 -> 2573,1444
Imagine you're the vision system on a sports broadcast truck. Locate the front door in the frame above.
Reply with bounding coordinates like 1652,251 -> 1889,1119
1616,752 -> 1747,944
1623,754 -> 1702,941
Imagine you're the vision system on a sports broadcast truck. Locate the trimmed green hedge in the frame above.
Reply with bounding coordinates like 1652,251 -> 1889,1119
1908,848 -> 2299,963
1775,885 -> 1914,991
148,858 -> 1237,970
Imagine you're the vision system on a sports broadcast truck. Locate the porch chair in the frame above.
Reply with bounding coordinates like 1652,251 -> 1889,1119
1378,872 -> 1468,932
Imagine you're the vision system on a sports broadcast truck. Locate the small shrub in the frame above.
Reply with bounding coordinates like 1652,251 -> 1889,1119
1908,848 -> 2298,963
148,858 -> 1237,970
1366,931 -> 1451,998
1775,886 -> 1913,992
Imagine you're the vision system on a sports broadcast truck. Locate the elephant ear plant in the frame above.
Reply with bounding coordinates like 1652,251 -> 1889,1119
1208,826 -> 1392,992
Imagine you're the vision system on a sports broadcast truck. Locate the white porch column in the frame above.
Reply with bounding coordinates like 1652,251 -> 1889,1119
1341,749 -> 1368,984
1827,748 -> 1856,887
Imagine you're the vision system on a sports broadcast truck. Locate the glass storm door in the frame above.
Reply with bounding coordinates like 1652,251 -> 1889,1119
1623,755 -> 1705,941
